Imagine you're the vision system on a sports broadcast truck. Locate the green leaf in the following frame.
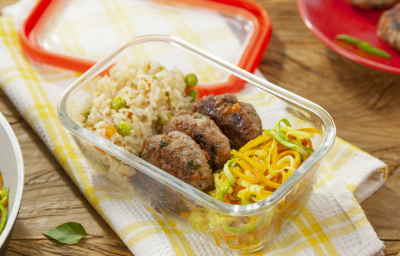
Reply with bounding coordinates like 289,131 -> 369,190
43,222 -> 88,244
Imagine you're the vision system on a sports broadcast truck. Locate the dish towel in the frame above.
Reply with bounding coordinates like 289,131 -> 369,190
0,1 -> 388,255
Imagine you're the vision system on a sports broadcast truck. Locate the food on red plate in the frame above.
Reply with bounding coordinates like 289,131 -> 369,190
193,93 -> 262,150
348,0 -> 399,9
377,3 -> 400,51
162,110 -> 231,170
336,34 -> 392,59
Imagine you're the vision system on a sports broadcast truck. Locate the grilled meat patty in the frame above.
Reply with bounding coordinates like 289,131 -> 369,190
193,93 -> 262,150
162,110 -> 231,170
141,131 -> 214,191
139,131 -> 214,212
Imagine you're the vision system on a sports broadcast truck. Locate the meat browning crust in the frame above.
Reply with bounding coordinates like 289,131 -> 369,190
138,131 -> 214,212
141,131 -> 214,191
377,3 -> 400,50
162,110 -> 231,170
348,0 -> 399,9
193,94 -> 263,150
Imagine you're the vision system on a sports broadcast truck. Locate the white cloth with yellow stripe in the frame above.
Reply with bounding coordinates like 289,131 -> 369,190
0,1 -> 387,255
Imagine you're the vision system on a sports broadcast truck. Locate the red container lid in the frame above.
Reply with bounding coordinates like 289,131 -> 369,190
19,0 -> 272,95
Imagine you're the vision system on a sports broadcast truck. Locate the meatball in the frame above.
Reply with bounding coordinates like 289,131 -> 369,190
162,110 -> 231,170
193,94 -> 262,150
141,131 -> 214,191
139,131 -> 214,212
377,3 -> 400,51
348,0 -> 399,9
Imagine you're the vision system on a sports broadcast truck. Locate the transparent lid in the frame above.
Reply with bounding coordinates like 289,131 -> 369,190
21,0 -> 272,87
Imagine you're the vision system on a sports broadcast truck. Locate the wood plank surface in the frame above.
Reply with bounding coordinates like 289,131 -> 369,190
1,0 -> 400,255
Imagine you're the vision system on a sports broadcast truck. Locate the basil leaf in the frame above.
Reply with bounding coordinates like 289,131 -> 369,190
42,222 -> 88,244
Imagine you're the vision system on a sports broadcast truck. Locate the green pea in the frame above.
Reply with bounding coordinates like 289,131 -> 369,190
80,111 -> 90,120
116,121 -> 131,136
184,73 -> 198,87
99,161 -> 110,172
157,117 -> 167,126
111,96 -> 126,110
188,90 -> 199,102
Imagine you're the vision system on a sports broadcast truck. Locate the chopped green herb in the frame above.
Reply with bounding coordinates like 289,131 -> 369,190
259,127 -> 262,132
211,142 -> 221,151
160,139 -> 169,148
152,75 -> 157,79
160,66 -> 165,70
163,132 -> 167,135
195,169 -> 201,173
188,159 -> 201,170
253,113 -> 256,117
250,194 -> 256,198
165,91 -> 169,97
199,115 -> 207,119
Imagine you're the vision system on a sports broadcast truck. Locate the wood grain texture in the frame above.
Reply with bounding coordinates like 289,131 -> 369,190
0,0 -> 399,255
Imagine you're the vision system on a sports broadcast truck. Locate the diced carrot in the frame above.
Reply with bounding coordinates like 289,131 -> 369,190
104,123 -> 116,138
180,212 -> 190,219
232,103 -> 242,113
94,146 -> 104,153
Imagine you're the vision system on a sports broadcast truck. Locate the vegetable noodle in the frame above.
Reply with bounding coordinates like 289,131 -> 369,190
183,119 -> 321,251
0,172 -> 8,234
210,118 -> 321,205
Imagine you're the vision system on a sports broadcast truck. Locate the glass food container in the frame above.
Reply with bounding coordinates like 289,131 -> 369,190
58,35 -> 336,253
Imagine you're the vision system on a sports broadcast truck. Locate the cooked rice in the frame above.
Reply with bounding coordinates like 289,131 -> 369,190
77,60 -> 194,156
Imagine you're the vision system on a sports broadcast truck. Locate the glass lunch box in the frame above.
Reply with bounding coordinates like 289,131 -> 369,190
58,35 -> 336,253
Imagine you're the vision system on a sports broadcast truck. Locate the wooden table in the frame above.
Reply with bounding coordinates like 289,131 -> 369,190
1,0 -> 399,255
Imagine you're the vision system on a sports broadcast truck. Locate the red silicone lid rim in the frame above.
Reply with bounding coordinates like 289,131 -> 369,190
19,0 -> 273,94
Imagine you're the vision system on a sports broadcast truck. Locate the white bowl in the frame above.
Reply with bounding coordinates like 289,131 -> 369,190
0,113 -> 24,253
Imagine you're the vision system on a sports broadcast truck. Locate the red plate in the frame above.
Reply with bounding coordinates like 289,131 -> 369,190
298,0 -> 400,75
